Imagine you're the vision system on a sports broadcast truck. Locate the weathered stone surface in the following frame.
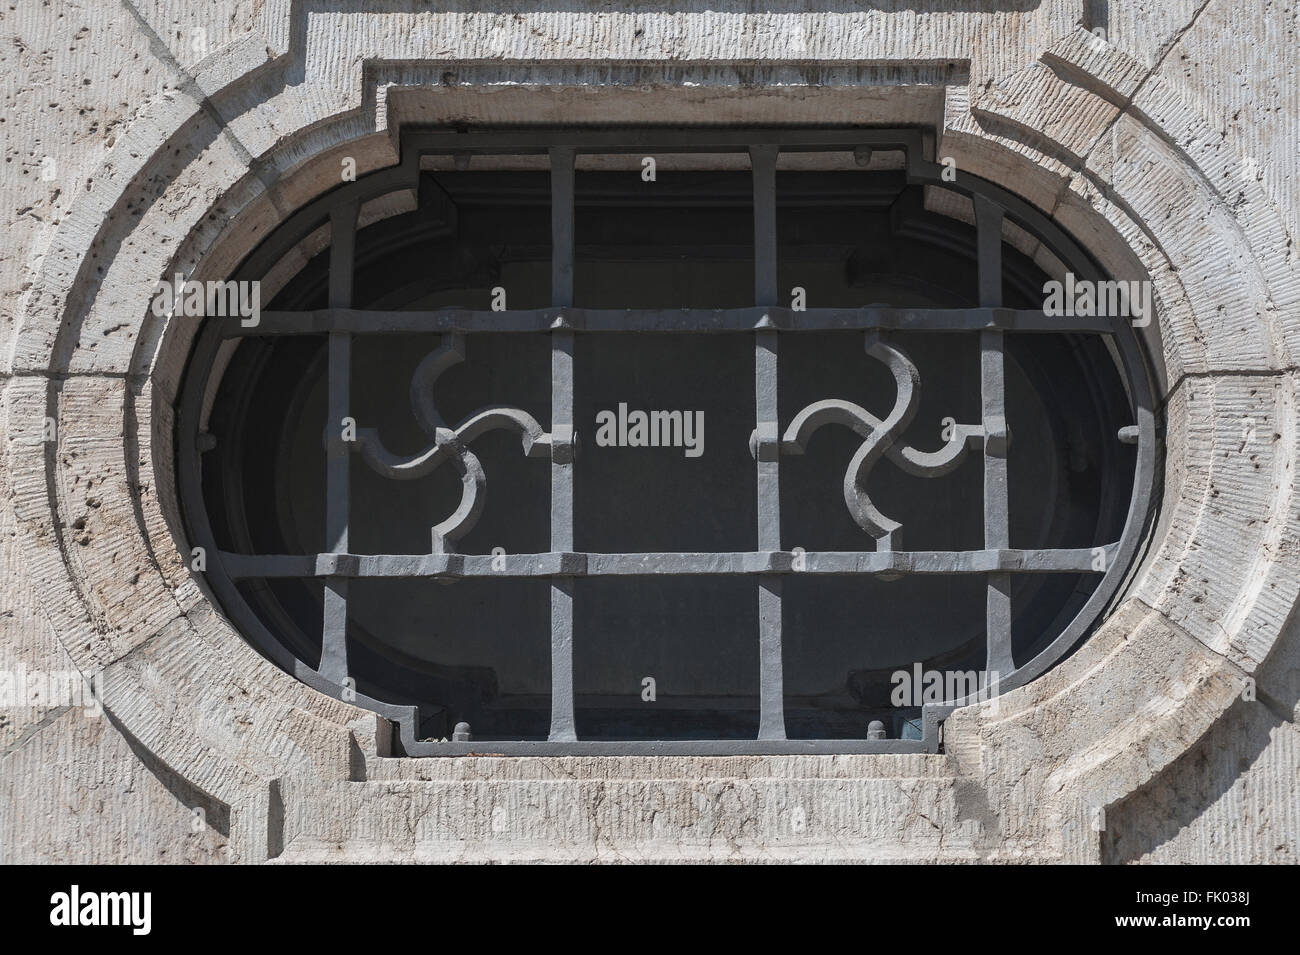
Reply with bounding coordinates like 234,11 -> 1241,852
1105,701 -> 1300,864
1134,374 -> 1300,671
2,0 -> 1297,863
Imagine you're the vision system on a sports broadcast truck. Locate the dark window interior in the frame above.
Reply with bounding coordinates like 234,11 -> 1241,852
198,155 -> 1136,744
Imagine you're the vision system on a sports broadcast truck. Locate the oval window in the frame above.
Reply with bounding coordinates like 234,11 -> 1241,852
176,129 -> 1158,754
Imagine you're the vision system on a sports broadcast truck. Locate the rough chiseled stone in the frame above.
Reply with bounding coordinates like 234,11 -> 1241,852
2,0 -> 1298,863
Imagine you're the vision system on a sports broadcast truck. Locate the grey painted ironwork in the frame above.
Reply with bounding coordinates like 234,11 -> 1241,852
549,146 -> 578,743
781,336 -> 983,549
320,201 -> 357,684
175,127 -> 1160,757
975,194 -> 1015,678
751,144 -> 786,742
352,333 -> 550,552
227,306 -> 1115,337
218,545 -> 1119,579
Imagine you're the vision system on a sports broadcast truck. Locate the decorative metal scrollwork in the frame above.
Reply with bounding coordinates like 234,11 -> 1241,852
782,333 -> 990,549
352,333 -> 550,552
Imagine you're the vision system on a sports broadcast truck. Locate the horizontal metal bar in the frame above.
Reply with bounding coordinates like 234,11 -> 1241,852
226,307 -> 1118,337
397,738 -> 930,757
219,546 -> 1116,580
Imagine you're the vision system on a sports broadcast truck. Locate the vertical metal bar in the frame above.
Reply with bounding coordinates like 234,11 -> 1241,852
549,331 -> 576,741
975,194 -> 1002,311
757,330 -> 784,740
320,577 -> 349,684
758,577 -> 784,739
751,145 -> 785,740
975,194 -> 1014,679
548,147 -> 577,741
321,201 -> 357,684
549,576 -> 575,741
551,146 -> 575,308
751,145 -> 778,308
754,336 -> 781,553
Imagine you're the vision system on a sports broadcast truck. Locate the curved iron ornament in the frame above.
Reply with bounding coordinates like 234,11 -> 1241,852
780,333 -> 986,549
351,332 -> 550,553
173,127 -> 1160,755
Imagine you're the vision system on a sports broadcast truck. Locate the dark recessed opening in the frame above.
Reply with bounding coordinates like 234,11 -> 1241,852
180,131 -> 1153,751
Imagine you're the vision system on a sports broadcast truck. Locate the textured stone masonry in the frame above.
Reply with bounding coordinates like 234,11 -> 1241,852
2,0 -> 1298,863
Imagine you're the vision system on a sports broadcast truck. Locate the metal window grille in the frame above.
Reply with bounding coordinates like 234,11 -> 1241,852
177,128 -> 1158,755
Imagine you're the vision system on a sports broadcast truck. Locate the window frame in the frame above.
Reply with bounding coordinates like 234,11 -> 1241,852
176,127 -> 1159,756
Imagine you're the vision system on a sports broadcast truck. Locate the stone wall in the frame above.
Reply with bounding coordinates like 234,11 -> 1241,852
1,0 -> 1297,863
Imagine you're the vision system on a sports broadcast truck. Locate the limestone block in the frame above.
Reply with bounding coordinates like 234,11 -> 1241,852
1104,700 -> 1300,864
0,704 -> 230,863
1134,374 -> 1300,670
1082,111 -> 1290,372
